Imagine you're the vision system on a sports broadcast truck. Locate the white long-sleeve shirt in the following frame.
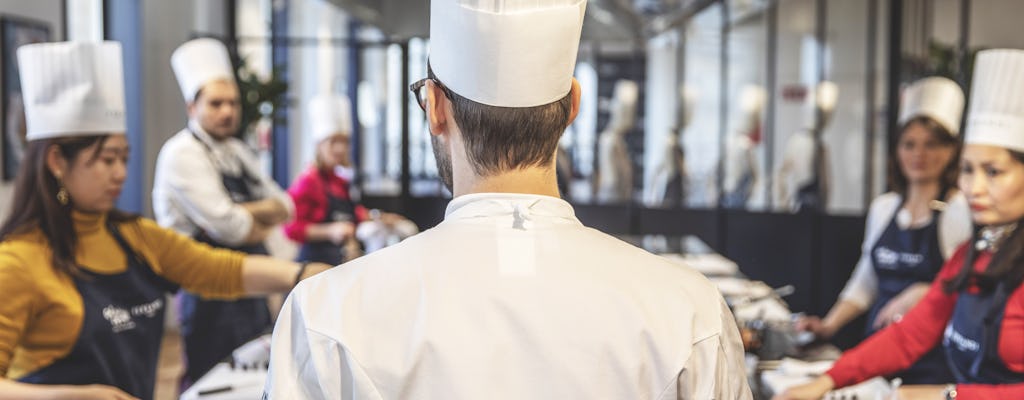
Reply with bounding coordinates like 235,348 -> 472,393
152,122 -> 293,246
837,191 -> 972,310
265,193 -> 752,400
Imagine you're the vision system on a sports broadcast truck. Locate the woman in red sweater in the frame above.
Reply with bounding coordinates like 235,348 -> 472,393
285,94 -> 416,265
284,94 -> 368,265
777,49 -> 1024,400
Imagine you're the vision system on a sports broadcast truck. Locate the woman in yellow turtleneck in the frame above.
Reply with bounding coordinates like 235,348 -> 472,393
0,42 -> 329,400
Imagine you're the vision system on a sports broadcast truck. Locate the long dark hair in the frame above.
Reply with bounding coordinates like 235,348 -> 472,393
0,135 -> 137,277
888,116 -> 962,197
943,150 -> 1024,294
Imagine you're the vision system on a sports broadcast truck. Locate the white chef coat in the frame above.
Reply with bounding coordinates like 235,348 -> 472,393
152,121 -> 294,245
264,193 -> 752,400
837,191 -> 972,310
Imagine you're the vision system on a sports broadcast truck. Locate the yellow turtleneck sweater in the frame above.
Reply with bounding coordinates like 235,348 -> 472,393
0,212 -> 246,379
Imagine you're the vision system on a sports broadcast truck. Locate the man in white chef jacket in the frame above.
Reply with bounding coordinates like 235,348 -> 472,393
152,38 -> 294,385
264,1 -> 752,399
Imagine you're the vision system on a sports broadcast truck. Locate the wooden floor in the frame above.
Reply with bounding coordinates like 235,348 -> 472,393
154,328 -> 184,400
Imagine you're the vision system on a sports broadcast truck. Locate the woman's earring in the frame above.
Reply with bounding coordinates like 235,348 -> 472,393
56,177 -> 69,205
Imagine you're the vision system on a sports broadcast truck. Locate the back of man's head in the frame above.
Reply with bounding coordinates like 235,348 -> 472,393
429,0 -> 587,176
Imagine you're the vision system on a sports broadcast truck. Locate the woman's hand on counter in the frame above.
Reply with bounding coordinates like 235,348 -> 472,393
794,315 -> 837,340
873,283 -> 930,330
772,375 -> 835,400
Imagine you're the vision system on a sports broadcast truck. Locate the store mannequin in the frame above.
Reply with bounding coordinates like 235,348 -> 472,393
776,81 -> 838,212
647,86 -> 696,207
595,80 -> 639,204
722,85 -> 767,209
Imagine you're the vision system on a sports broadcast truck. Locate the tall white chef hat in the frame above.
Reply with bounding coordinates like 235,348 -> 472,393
308,94 -> 353,143
964,49 -> 1024,153
429,0 -> 588,108
171,38 -> 235,103
898,76 -> 964,136
18,41 -> 126,141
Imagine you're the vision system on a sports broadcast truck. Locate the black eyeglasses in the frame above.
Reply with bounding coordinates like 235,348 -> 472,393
409,78 -> 453,112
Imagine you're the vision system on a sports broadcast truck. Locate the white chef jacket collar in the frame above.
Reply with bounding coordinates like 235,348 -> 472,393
188,120 -> 222,148
444,193 -> 582,226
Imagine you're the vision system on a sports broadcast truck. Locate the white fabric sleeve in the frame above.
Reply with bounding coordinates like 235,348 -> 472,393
264,291 -> 382,400
837,193 -> 900,309
160,141 -> 254,246
939,191 -> 973,259
673,298 -> 753,400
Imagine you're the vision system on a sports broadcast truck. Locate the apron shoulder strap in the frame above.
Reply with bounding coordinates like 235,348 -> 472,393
106,220 -> 180,294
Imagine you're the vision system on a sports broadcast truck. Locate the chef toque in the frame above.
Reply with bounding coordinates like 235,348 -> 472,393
18,41 -> 126,141
964,49 -> 1024,153
171,38 -> 235,103
429,0 -> 588,108
898,76 -> 964,136
308,94 -> 354,142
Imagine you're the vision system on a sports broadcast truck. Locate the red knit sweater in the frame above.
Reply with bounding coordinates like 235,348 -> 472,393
283,166 -> 368,243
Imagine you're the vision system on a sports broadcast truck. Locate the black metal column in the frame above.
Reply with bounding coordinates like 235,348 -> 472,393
886,0 -> 903,149
957,0 -> 971,88
400,41 -> 412,209
864,0 -> 879,207
765,1 -> 778,211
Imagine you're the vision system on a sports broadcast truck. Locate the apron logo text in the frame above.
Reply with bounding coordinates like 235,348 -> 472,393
944,324 -> 980,353
874,246 -> 925,268
103,298 -> 164,333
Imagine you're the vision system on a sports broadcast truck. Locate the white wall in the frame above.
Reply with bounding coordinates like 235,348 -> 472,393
137,1 -> 201,218
0,0 -> 64,219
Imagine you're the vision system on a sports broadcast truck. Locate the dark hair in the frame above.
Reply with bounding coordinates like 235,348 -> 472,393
428,65 -> 573,176
0,135 -> 138,278
943,150 -> 1024,294
888,116 -> 962,196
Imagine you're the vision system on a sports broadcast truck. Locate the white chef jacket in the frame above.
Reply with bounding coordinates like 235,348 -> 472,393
837,191 -> 972,310
264,193 -> 752,400
152,121 -> 294,245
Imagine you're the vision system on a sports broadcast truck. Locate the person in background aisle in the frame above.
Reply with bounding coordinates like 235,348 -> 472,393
776,81 -> 837,212
0,41 -> 328,400
796,76 -> 971,384
285,93 -> 417,265
151,37 -> 294,386
778,48 -> 1024,400
264,0 -> 751,399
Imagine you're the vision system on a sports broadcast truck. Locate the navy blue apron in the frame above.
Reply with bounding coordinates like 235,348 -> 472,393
943,282 -> 1024,384
296,170 -> 357,265
19,222 -> 178,399
178,131 -> 272,384
866,194 -> 953,384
